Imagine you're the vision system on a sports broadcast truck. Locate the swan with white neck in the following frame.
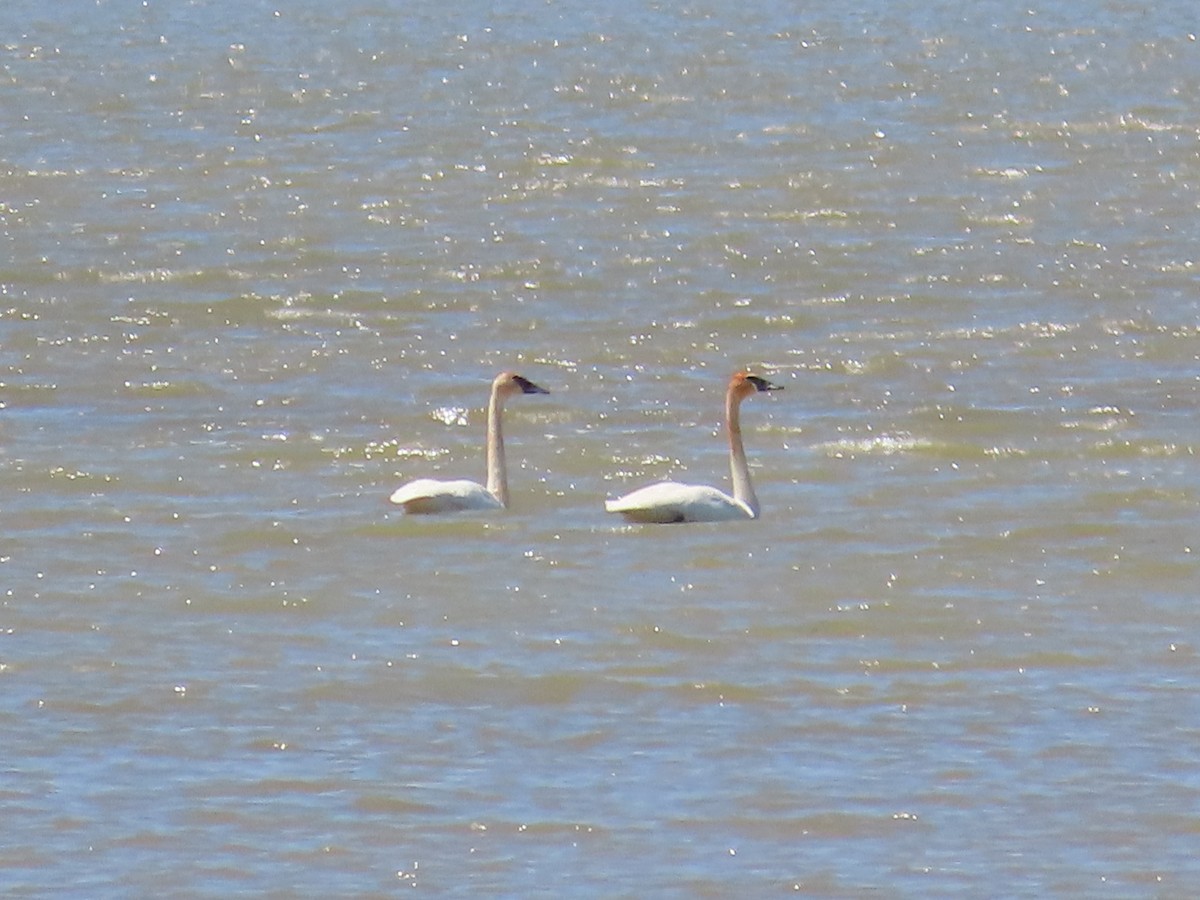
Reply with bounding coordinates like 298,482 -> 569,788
389,371 -> 549,513
605,372 -> 782,524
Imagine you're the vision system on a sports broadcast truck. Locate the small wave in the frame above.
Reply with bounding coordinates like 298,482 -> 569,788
975,166 -> 1033,179
815,432 -> 938,458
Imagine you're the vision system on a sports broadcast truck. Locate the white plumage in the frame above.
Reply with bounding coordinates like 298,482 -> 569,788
389,372 -> 549,514
388,478 -> 503,514
605,372 -> 781,524
603,481 -> 754,523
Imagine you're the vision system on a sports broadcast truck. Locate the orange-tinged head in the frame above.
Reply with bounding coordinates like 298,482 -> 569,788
729,371 -> 783,398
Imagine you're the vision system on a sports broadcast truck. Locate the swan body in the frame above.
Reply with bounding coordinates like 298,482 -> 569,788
603,481 -> 754,523
389,372 -> 548,514
388,478 -> 503,514
605,372 -> 781,524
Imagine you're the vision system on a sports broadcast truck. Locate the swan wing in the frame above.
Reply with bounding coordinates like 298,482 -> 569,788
389,478 -> 503,514
604,481 -> 754,524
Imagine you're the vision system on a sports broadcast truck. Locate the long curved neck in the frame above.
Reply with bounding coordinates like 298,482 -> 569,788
485,384 -> 509,506
726,388 -> 759,517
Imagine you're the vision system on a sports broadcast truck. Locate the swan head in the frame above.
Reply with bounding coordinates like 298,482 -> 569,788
494,371 -> 550,398
731,371 -> 783,399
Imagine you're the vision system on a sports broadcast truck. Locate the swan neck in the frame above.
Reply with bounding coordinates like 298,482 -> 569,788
485,385 -> 508,506
726,387 -> 759,517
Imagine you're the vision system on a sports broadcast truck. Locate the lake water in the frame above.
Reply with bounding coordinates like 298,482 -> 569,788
3,0 -> 1199,895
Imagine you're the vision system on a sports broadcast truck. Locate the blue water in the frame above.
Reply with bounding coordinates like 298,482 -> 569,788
3,0 -> 1200,896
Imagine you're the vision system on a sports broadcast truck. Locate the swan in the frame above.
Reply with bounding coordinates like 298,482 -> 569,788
605,371 -> 782,524
389,371 -> 549,513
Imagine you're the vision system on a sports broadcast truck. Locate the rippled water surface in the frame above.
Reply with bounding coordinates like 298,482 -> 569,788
3,0 -> 1200,895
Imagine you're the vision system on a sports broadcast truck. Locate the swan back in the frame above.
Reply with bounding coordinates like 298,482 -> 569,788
605,481 -> 753,523
389,478 -> 503,514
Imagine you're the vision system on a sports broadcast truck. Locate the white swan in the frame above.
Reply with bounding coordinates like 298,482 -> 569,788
605,371 -> 782,524
389,371 -> 549,514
